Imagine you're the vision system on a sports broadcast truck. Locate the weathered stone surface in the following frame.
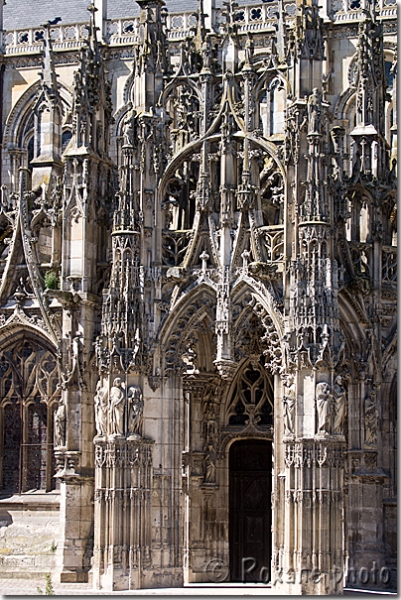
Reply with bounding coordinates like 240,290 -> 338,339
0,0 -> 396,594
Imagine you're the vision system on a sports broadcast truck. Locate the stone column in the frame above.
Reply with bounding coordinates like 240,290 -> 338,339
93,438 -> 154,590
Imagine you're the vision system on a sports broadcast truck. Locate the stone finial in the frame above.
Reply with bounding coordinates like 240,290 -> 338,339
200,250 -> 209,273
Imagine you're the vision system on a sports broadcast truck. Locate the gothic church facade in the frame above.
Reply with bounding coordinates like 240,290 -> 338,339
0,0 -> 397,593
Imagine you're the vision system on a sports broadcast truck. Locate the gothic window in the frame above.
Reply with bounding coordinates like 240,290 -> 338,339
165,84 -> 201,153
385,61 -> 394,90
62,130 -> 73,154
227,360 -> 273,427
259,79 -> 286,138
0,337 -> 60,495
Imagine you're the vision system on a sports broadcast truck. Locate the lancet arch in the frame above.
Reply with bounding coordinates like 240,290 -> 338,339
3,80 -> 72,149
159,284 -> 217,375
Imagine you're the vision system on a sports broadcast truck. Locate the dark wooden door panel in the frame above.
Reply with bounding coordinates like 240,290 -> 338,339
229,440 -> 272,582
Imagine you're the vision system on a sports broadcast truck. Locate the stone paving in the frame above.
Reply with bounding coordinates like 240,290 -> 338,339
0,579 -> 277,596
0,578 -> 397,597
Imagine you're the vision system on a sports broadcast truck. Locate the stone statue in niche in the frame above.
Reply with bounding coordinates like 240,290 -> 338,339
94,380 -> 108,439
127,385 -> 144,438
122,110 -> 137,148
201,38 -> 211,71
54,399 -> 66,447
109,377 -> 125,436
308,88 -> 322,135
244,32 -> 254,68
364,393 -> 378,446
316,381 -> 332,435
283,375 -> 296,435
204,444 -> 216,484
332,375 -> 346,435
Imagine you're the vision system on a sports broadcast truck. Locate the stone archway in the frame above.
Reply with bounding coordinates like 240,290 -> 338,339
182,352 -> 275,585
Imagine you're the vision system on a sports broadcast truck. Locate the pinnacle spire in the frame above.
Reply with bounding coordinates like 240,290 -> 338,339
40,22 -> 59,94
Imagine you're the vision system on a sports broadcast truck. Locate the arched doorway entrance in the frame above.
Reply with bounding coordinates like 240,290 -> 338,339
229,439 -> 272,582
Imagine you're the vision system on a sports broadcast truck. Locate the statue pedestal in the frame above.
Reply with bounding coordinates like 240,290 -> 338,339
92,438 -> 154,591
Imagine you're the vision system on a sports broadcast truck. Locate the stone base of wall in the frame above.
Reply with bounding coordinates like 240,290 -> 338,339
0,492 -> 60,578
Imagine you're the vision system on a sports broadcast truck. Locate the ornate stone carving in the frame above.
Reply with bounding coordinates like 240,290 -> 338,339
109,377 -> 125,437
127,385 -> 144,438
332,375 -> 346,435
316,382 -> 332,436
203,444 -> 216,484
54,399 -> 66,448
364,393 -> 378,446
94,380 -> 109,440
282,375 -> 296,436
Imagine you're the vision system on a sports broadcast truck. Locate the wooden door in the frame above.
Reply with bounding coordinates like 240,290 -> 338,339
229,439 -> 272,582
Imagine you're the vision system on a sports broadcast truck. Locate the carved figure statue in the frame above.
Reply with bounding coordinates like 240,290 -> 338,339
54,400 -> 66,447
244,33 -> 254,68
122,110 -> 137,147
109,377 -> 125,436
316,381 -> 332,435
127,385 -> 144,437
283,376 -> 296,435
364,394 -> 378,445
332,375 -> 346,434
201,38 -> 211,71
204,444 -> 216,484
94,380 -> 108,438
308,88 -> 322,134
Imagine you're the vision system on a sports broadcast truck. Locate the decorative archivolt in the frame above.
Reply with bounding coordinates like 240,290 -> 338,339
333,86 -> 356,121
0,308 -> 58,348
0,332 -> 60,407
160,77 -> 203,108
159,285 -> 216,374
253,68 -> 289,104
232,277 -> 284,363
159,277 -> 285,377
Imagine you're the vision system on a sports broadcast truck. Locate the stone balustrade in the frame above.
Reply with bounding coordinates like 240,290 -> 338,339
3,0 -> 395,55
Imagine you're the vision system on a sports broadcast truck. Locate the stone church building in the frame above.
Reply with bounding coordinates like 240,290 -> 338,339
0,0 -> 396,593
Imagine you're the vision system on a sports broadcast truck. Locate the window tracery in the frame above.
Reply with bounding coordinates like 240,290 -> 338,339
0,337 -> 60,494
227,359 -> 273,427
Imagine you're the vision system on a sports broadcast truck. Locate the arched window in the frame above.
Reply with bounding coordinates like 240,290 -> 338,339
62,130 -> 73,154
0,336 -> 61,495
227,359 -> 274,427
259,78 -> 286,138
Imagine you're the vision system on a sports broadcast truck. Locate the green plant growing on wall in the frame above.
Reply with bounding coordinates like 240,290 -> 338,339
44,271 -> 59,290
36,574 -> 54,595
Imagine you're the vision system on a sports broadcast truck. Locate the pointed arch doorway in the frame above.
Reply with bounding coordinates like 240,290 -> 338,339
229,439 -> 272,582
